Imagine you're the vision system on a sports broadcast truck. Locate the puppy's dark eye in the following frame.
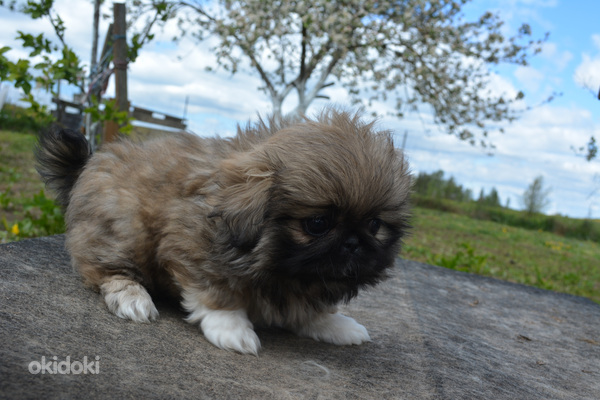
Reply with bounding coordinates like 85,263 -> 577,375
369,218 -> 382,236
303,216 -> 331,237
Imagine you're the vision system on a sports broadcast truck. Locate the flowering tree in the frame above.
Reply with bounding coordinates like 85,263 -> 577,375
146,0 -> 547,147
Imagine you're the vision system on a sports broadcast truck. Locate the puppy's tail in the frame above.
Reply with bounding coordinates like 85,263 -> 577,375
35,127 -> 91,210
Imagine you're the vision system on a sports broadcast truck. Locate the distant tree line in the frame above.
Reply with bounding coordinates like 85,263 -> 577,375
412,170 -> 597,242
413,170 -> 556,215
413,170 -> 502,207
477,187 -> 502,208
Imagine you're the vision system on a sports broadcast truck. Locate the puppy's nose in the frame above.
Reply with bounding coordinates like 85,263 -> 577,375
342,235 -> 360,254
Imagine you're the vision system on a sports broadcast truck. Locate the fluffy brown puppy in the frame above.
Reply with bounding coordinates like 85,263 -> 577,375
36,109 -> 411,354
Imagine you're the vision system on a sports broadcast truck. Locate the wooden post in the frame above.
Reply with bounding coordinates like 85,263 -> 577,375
104,2 -> 128,143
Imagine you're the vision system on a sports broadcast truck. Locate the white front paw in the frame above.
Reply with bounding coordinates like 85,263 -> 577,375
296,313 -> 371,345
101,280 -> 159,323
200,309 -> 261,355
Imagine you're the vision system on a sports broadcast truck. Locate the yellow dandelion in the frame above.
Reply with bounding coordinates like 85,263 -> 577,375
11,223 -> 19,236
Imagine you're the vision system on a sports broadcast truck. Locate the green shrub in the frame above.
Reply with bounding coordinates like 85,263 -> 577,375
412,194 -> 600,243
429,242 -> 490,275
0,103 -> 54,133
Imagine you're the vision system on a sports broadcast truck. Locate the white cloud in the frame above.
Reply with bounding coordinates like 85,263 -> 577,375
486,70 -> 522,101
493,0 -> 556,32
496,105 -> 595,155
574,53 -> 600,93
592,34 -> 600,50
573,33 -> 600,94
514,66 -> 545,93
540,42 -> 573,71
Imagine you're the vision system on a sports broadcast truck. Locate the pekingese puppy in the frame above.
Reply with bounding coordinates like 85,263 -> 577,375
36,109 -> 411,354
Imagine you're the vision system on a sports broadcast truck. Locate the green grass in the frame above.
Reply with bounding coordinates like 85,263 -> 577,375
413,194 -> 600,242
0,130 -> 44,208
1,129 -> 598,303
0,130 -> 64,242
404,207 -> 600,303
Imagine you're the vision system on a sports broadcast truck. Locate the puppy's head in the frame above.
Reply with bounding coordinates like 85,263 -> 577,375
214,109 -> 411,303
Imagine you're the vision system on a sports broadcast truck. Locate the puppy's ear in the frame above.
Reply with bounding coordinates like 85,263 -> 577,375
213,148 -> 273,249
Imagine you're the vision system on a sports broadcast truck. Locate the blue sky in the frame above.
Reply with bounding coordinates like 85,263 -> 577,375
1,0 -> 599,218
464,0 -> 600,110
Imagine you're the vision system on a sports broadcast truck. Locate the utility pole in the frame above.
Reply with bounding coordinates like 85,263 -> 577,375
183,95 -> 189,121
90,0 -> 101,72
401,130 -> 408,151
113,3 -> 128,116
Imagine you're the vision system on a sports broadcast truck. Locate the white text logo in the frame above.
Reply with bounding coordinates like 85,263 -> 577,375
28,356 -> 100,375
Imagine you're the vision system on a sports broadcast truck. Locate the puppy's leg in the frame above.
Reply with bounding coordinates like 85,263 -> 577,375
100,277 -> 159,323
294,312 -> 371,346
182,289 -> 260,355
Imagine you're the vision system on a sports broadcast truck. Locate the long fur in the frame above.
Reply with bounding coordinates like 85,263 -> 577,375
35,109 -> 412,354
35,127 -> 91,209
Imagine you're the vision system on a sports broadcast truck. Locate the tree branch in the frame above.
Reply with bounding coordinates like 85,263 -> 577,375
299,22 -> 307,82
301,49 -> 343,110
178,0 -> 280,99
177,0 -> 217,22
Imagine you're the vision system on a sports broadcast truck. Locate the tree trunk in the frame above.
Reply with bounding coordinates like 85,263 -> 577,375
271,96 -> 283,120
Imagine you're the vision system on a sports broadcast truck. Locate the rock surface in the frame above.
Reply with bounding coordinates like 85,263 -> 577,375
0,235 -> 598,399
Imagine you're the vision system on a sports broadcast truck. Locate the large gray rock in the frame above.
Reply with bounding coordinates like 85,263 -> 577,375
0,235 -> 598,399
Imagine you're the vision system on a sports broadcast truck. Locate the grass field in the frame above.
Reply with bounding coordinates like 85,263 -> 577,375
0,131 -> 44,221
1,129 -> 599,303
404,207 -> 600,303
0,130 -> 63,242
